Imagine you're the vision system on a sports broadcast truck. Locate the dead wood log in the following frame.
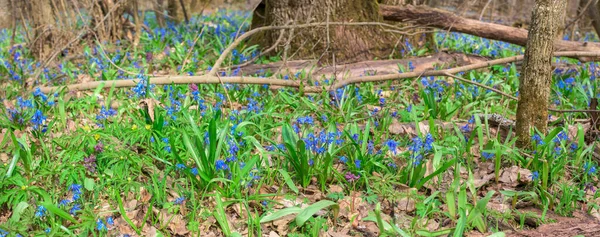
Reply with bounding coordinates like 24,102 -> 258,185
380,4 -> 600,61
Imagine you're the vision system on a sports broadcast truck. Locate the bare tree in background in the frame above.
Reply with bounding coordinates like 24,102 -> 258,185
515,0 -> 567,147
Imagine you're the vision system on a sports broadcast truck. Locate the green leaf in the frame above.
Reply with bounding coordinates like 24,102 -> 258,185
260,207 -> 303,223
416,158 -> 456,189
84,178 -> 95,191
41,202 -> 78,224
453,208 -> 467,237
295,200 -> 339,227
9,202 -> 29,223
116,190 -> 140,234
416,228 -> 453,237
214,193 -> 231,236
486,232 -> 506,237
278,169 -> 299,194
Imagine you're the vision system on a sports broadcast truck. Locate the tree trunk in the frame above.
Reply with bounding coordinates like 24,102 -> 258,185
587,0 -> 600,38
380,4 -> 600,59
0,0 -> 13,29
249,0 -> 401,64
515,0 -> 567,147
90,0 -> 129,42
168,0 -> 207,23
26,0 -> 55,60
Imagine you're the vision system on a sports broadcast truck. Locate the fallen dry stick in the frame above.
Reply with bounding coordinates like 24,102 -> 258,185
37,51 -> 600,95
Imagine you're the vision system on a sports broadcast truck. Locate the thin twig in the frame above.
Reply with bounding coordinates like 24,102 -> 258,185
442,72 -> 518,100
180,26 -> 207,74
222,28 -> 285,70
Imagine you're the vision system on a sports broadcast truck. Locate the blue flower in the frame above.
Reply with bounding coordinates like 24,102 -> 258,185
570,143 -> 578,151
45,228 -> 51,234
385,139 -> 398,155
589,166 -> 597,175
33,88 -> 48,102
190,167 -> 198,176
424,133 -> 434,151
59,199 -> 71,207
106,216 -> 114,226
35,205 -> 47,218
96,219 -> 107,231
70,204 -> 81,215
354,159 -> 361,169
176,163 -> 186,170
482,152 -> 495,160
70,184 -> 83,194
173,196 -> 185,205
531,134 -> 544,145
530,171 -> 539,181
339,156 -> 348,163
31,110 -> 47,130
215,160 -> 229,171
0,228 -> 8,237
553,131 -> 569,143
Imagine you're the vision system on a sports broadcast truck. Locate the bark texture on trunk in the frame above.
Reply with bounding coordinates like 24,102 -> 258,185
168,0 -> 205,23
380,4 -> 600,57
587,0 -> 600,38
515,0 -> 567,147
91,0 -> 128,42
249,0 -> 401,64
27,0 -> 56,60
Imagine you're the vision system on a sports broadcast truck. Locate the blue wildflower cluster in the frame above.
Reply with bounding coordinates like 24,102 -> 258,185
132,74 -> 155,98
408,133 -> 435,166
96,216 -> 114,231
96,106 -> 117,127
58,184 -> 84,216
301,130 -> 344,154
164,85 -> 183,120
584,162 -> 598,176
437,32 -> 523,57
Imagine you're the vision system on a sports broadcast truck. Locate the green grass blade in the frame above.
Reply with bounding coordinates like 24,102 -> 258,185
278,169 -> 299,194
295,200 -> 339,227
41,202 -> 78,224
260,207 -> 303,223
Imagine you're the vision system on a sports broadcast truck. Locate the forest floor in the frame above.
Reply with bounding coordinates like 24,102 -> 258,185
1,6 -> 600,237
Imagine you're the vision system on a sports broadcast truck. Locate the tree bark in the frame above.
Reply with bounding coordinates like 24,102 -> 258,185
515,0 -> 567,147
167,0 -> 206,23
380,4 -> 600,59
249,0 -> 401,64
587,0 -> 600,38
26,0 -> 55,60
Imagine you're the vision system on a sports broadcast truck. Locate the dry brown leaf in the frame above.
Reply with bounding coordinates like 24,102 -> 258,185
486,201 -> 510,213
76,74 -> 93,84
327,229 -> 352,237
389,120 -> 418,136
499,166 -> 532,187
396,197 -> 416,212
268,231 -> 280,237
138,98 -> 162,122
273,214 -> 295,236
328,185 -> 344,194
0,153 -> 7,164
302,185 -> 324,203
141,224 -> 158,237
139,187 -> 152,203
115,217 -> 136,236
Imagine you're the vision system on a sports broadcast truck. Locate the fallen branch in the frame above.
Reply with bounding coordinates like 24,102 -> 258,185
37,51 -> 600,95
380,4 -> 600,61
